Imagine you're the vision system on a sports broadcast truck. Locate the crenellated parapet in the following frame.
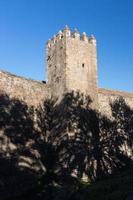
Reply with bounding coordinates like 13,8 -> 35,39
47,25 -> 96,48
46,25 -> 98,106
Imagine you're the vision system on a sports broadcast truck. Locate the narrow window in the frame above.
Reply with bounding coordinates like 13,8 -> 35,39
82,63 -> 85,68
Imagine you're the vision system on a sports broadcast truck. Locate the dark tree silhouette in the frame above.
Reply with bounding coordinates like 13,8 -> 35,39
0,92 -> 133,200
99,97 -> 133,176
0,94 -> 36,199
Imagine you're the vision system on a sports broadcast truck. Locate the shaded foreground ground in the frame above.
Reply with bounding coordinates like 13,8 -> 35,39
11,164 -> 133,200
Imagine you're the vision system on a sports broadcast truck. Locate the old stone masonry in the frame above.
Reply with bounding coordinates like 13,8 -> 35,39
1,26 -> 133,199
0,25 -> 133,115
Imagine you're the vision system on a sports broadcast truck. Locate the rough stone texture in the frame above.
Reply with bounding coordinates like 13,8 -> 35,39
0,26 -> 133,111
98,88 -> 133,117
66,34 -> 98,106
46,27 -> 98,106
98,88 -> 133,160
46,33 -> 67,99
0,71 -> 49,106
0,26 -> 133,198
0,27 -> 133,111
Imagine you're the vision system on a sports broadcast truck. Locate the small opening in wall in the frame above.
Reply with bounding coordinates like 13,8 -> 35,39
82,63 -> 85,68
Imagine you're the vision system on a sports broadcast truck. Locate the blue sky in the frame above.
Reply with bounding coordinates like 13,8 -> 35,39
0,0 -> 133,92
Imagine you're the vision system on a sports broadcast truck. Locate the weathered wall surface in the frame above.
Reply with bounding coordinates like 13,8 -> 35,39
0,26 -> 133,199
46,27 -> 98,107
46,34 -> 67,99
0,71 -> 49,106
66,35 -> 98,101
0,71 -> 49,199
98,88 -> 133,116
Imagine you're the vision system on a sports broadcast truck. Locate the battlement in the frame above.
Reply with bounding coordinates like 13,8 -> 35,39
47,25 -> 96,48
46,25 -> 98,102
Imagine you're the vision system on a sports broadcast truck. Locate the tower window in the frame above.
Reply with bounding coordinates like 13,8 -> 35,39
82,63 -> 85,68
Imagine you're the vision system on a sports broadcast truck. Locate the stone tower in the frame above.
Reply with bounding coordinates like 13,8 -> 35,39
46,26 -> 98,106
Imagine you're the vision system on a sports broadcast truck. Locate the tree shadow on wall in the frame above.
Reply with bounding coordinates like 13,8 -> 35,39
0,92 -> 133,200
99,97 -> 133,177
35,92 -> 100,183
35,93 -> 133,184
30,92 -> 133,199
0,93 -> 39,199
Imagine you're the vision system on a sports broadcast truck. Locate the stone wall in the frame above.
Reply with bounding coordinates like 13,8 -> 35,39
1,70 -> 133,114
46,26 -> 98,106
0,71 -> 49,199
46,33 -> 67,99
65,34 -> 97,95
98,88 -> 133,116
1,26 -> 133,198
0,71 -> 49,106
